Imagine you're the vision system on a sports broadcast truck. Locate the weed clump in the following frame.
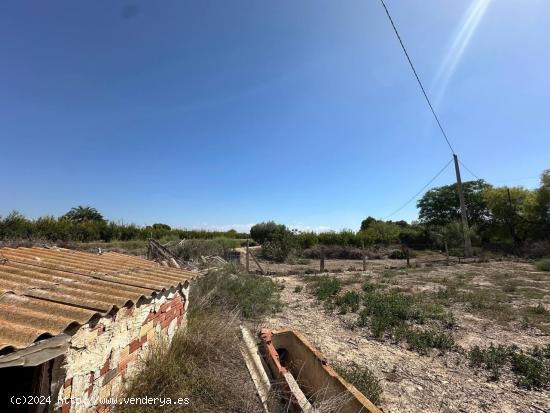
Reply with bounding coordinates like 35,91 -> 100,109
334,364 -> 382,405
359,290 -> 422,338
308,276 -> 343,301
361,281 -> 377,293
527,303 -> 548,315
335,291 -> 361,314
468,344 -> 550,389
535,259 -> 550,272
308,277 -> 454,354
468,344 -> 513,381
193,267 -> 281,319
404,329 -> 454,354
510,352 -> 550,389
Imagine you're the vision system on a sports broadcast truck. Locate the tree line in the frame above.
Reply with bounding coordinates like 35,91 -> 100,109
1,168 -> 548,257
250,169 -> 550,261
0,206 -> 247,242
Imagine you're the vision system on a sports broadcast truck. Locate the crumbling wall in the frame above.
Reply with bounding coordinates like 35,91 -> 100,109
56,287 -> 188,413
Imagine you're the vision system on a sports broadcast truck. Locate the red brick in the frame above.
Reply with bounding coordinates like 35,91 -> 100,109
89,371 -> 95,383
145,311 -> 156,323
140,334 -> 147,345
129,338 -> 141,353
64,378 -> 73,388
118,353 -> 137,373
100,357 -> 110,376
160,317 -> 173,329
159,302 -> 171,313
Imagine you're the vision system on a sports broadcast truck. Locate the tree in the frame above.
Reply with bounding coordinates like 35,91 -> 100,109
295,231 -> 318,249
360,216 -> 377,231
484,186 -> 536,248
417,180 -> 491,227
533,170 -> 550,240
152,223 -> 171,231
226,229 -> 238,238
359,221 -> 400,245
398,225 -> 429,249
318,230 -> 357,246
62,206 -> 104,223
250,221 -> 288,244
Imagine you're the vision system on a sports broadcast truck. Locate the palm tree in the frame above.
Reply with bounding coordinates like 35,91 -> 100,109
62,206 -> 104,223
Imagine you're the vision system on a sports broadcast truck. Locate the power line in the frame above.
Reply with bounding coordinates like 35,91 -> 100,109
383,158 -> 453,220
379,0 -> 456,155
458,159 -> 480,180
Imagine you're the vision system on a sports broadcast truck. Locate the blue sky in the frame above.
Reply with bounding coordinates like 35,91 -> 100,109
1,1 -> 549,232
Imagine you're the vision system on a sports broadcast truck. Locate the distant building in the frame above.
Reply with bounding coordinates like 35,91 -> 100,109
0,247 -> 195,412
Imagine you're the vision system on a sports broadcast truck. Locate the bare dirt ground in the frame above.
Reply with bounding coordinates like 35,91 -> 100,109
264,260 -> 550,413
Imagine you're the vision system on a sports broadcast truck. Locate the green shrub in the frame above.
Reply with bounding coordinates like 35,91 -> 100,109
262,237 -> 295,262
335,291 -> 361,314
302,244 -> 363,260
250,221 -> 287,244
295,231 -> 319,249
527,303 -> 548,315
536,259 -> 550,272
172,238 -> 238,261
193,269 -> 280,320
467,344 -> 550,388
468,344 -> 513,381
404,329 -> 454,354
334,364 -> 382,405
359,290 -> 422,338
308,276 -> 342,301
361,281 -> 377,293
510,352 -> 550,389
530,344 -> 550,360
388,250 -> 406,259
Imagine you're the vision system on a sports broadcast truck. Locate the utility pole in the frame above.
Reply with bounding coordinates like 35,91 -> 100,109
453,154 -> 473,257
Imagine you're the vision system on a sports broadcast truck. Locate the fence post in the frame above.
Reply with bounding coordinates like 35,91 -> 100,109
320,247 -> 325,273
362,241 -> 367,271
246,238 -> 250,274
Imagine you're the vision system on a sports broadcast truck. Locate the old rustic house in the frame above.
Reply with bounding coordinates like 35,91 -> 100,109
0,247 -> 195,412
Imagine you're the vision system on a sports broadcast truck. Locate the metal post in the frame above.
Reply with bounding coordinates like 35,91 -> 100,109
453,154 -> 473,257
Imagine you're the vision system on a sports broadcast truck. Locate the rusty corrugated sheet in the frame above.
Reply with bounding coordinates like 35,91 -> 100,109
0,247 -> 195,353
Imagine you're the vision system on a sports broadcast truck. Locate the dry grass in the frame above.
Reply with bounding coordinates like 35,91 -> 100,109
116,267 -> 282,412
116,305 -> 264,412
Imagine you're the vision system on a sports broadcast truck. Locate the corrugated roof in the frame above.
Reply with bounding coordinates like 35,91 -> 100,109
0,247 -> 196,353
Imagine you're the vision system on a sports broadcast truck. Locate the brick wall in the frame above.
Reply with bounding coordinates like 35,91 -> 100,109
56,288 -> 188,413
